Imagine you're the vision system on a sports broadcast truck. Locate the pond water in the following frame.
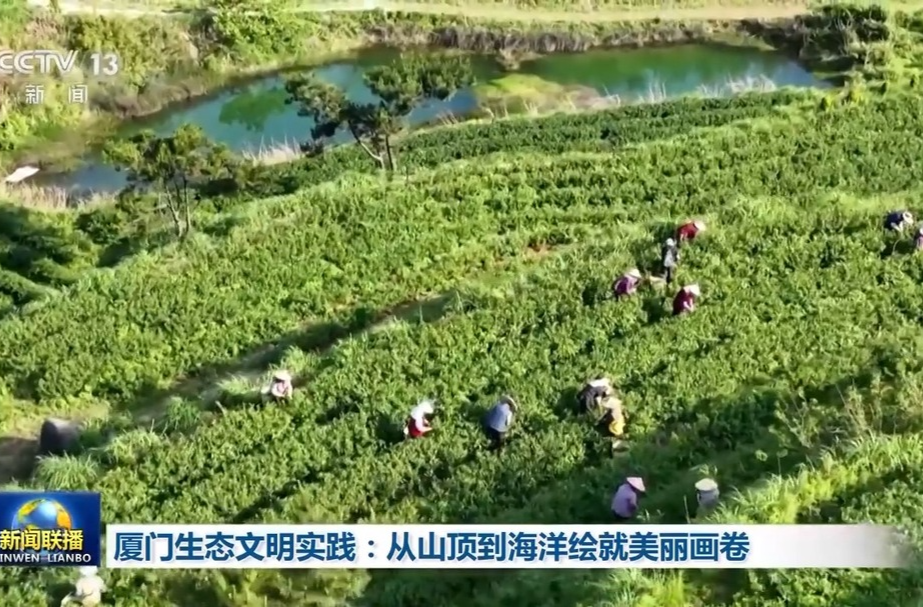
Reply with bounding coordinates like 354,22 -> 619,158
32,44 -> 825,193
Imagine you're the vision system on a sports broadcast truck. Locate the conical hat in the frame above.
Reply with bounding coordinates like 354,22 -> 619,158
695,478 -> 717,492
626,477 -> 645,492
410,399 -> 434,419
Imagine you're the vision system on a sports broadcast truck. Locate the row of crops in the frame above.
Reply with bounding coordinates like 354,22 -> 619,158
1,88 -> 923,604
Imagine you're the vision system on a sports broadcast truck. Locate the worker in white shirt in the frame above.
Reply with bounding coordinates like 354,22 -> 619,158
404,399 -> 435,439
61,566 -> 106,606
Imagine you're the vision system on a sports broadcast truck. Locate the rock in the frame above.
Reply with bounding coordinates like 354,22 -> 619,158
38,418 -> 80,456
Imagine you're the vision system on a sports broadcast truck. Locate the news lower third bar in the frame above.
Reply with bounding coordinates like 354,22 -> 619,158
105,524 -> 911,569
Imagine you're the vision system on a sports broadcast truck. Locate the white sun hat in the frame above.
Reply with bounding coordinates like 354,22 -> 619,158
410,399 -> 435,420
272,370 -> 292,382
693,220 -> 706,230
684,284 -> 701,297
695,478 -> 718,492
626,268 -> 642,279
77,565 -> 98,576
626,477 -> 646,492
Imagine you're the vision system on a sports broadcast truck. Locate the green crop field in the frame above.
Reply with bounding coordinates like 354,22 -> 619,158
2,3 -> 923,604
1,87 -> 923,604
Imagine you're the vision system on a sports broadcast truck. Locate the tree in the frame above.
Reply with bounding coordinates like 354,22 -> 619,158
284,53 -> 474,171
103,124 -> 234,239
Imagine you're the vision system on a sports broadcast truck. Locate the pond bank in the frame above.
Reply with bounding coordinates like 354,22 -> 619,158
3,8 -> 824,172
30,43 -> 827,194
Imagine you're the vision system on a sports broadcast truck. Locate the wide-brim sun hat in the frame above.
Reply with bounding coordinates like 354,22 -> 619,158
411,399 -> 435,419
695,478 -> 718,492
626,477 -> 645,492
627,268 -> 642,279
685,284 -> 701,296
273,370 -> 292,382
77,565 -> 98,576
693,220 -> 706,230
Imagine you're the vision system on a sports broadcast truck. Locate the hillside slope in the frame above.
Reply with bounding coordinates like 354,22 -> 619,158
1,89 -> 923,605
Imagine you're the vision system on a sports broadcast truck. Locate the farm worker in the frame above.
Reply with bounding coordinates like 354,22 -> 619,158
404,399 -> 435,439
676,219 -> 706,244
483,395 -> 517,452
263,370 -> 293,402
695,478 -> 720,517
660,238 -> 679,284
600,393 -> 625,440
612,268 -> 642,298
611,476 -> 645,521
60,565 -> 105,606
578,377 -> 614,414
915,226 -> 923,251
673,283 -> 700,316
884,210 -> 913,232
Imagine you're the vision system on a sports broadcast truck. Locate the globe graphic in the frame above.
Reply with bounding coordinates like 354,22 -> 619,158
11,499 -> 73,560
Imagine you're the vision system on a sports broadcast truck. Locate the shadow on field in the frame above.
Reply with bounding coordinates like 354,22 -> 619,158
355,336 -> 923,607
350,360 -> 902,607
115,291 -> 461,425
0,436 -> 37,484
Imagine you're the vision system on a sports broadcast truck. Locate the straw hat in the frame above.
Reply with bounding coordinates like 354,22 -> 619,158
626,268 -> 642,279
693,220 -> 706,231
684,284 -> 701,297
904,211 -> 914,221
626,477 -> 645,492
78,566 -> 98,576
410,399 -> 435,419
272,370 -> 292,382
695,478 -> 718,492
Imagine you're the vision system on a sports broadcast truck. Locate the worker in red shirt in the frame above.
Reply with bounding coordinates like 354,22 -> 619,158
404,399 -> 435,439
612,268 -> 642,298
676,220 -> 706,244
673,283 -> 700,316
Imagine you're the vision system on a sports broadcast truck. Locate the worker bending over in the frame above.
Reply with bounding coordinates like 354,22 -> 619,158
405,399 -> 435,439
612,268 -> 643,298
884,210 -> 914,232
611,477 -> 646,521
263,370 -> 294,402
483,395 -> 517,452
61,566 -> 105,607
676,219 -> 706,244
673,283 -> 700,316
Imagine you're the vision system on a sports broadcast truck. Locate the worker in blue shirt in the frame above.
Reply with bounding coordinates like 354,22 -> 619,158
483,395 -> 517,452
884,210 -> 913,232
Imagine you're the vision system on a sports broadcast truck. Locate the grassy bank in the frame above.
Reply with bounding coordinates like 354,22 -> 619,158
0,0 -> 863,168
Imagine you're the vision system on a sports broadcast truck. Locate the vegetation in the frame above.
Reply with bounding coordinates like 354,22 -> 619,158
284,53 -> 474,170
0,0 -> 901,163
103,125 -> 236,237
0,76 -> 923,605
3,3 -> 923,605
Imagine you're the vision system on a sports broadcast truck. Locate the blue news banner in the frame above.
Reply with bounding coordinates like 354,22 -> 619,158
0,491 -> 101,566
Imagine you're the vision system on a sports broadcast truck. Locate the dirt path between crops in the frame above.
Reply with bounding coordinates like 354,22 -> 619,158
26,0 -> 823,21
